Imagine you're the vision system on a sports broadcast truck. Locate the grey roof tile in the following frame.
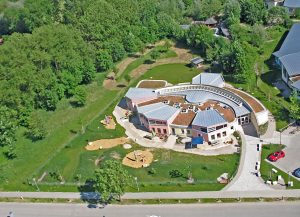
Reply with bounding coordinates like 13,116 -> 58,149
192,109 -> 227,127
137,102 -> 179,121
125,88 -> 157,100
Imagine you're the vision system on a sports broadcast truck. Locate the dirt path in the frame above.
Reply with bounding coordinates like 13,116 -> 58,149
130,44 -> 194,78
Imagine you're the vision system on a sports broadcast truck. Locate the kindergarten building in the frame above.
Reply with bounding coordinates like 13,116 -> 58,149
124,73 -> 268,143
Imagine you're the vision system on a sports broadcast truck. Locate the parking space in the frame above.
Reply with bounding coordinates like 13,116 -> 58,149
272,134 -> 300,179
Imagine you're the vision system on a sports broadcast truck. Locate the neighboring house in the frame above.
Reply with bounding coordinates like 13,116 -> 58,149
191,73 -> 225,88
190,57 -> 204,68
273,23 -> 300,94
124,74 -> 268,143
284,0 -> 300,13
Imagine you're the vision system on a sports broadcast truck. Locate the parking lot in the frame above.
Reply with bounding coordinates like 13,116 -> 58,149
271,134 -> 300,179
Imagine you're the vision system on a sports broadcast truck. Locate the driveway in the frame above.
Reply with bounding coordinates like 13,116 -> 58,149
271,134 -> 300,179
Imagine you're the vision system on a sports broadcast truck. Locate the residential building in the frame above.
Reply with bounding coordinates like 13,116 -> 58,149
273,23 -> 300,94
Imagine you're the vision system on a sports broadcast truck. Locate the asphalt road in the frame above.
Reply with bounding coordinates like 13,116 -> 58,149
1,202 -> 300,217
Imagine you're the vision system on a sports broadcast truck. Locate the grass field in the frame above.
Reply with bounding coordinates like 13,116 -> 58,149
260,144 -> 300,189
139,63 -> 203,84
35,143 -> 239,192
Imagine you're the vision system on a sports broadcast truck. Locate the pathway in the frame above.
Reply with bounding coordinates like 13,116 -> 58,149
0,190 -> 300,200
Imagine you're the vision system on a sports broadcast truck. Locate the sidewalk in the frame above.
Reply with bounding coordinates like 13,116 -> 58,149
0,190 -> 300,200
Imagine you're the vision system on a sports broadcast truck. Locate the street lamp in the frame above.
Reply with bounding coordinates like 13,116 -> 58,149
134,177 -> 139,192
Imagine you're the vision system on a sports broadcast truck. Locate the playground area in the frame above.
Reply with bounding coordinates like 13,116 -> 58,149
100,115 -> 116,130
85,137 -> 129,151
122,150 -> 154,168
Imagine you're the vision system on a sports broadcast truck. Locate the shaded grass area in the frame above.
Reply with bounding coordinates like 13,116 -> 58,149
139,63 -> 203,84
260,144 -> 300,189
228,26 -> 290,130
0,74 -> 126,191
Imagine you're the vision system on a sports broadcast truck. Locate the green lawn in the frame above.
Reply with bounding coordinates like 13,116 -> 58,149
36,142 -> 239,192
139,63 -> 203,84
260,144 -> 300,189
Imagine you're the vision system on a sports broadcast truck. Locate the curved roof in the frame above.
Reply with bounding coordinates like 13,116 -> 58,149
192,109 -> 227,127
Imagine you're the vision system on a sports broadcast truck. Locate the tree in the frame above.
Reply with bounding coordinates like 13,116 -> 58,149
250,24 -> 267,48
94,160 -> 130,202
150,50 -> 160,61
224,0 -> 241,26
0,106 -> 17,147
266,6 -> 291,27
289,91 -> 300,121
239,0 -> 267,25
96,50 -> 113,72
73,86 -> 87,106
26,112 -> 47,141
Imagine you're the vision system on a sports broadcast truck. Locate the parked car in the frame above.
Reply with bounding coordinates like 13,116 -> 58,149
268,151 -> 285,162
293,168 -> 300,178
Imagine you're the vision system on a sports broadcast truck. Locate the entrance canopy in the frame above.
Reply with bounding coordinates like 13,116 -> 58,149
191,137 -> 204,145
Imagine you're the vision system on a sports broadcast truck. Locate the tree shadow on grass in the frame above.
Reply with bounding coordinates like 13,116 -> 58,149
78,179 -> 100,208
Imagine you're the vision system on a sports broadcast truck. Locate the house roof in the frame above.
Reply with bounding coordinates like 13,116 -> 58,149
273,23 -> 300,77
138,96 -> 185,107
171,111 -> 196,126
291,80 -> 300,90
204,17 -> 217,25
273,23 -> 300,58
192,73 -> 225,87
284,0 -> 300,8
125,88 -> 157,100
180,24 -> 191,30
192,109 -> 227,127
191,57 -> 204,65
137,102 -> 179,121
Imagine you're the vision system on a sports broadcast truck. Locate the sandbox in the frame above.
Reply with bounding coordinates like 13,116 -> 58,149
122,150 -> 153,168
85,137 -> 129,151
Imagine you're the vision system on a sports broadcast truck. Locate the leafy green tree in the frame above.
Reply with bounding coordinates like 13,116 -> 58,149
104,41 -> 126,62
186,25 -> 215,56
73,86 -> 87,106
289,91 -> 300,121
96,50 -> 113,72
250,24 -> 267,48
150,50 -> 160,61
224,0 -> 241,26
26,112 -> 47,141
4,144 -> 17,159
0,106 -> 17,147
94,160 -> 130,202
266,6 -> 291,27
239,0 -> 266,25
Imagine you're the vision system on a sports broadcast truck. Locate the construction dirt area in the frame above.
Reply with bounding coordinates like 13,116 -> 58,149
85,137 -> 129,151
100,115 -> 116,130
122,150 -> 154,168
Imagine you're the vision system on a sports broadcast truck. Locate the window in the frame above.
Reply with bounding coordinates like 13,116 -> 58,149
217,133 -> 221,138
231,126 -> 234,130
158,128 -> 161,134
172,128 -> 175,135
163,129 -> 167,134
211,135 -> 215,140
152,128 -> 155,132
187,130 -> 190,134
181,129 -> 185,134
222,131 -> 227,137
216,125 -> 223,130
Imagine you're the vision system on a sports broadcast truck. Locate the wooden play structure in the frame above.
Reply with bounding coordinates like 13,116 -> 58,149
122,150 -> 153,168
100,115 -> 116,130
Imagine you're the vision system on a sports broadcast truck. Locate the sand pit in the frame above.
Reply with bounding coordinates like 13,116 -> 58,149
122,150 -> 153,168
100,115 -> 116,130
85,137 -> 129,151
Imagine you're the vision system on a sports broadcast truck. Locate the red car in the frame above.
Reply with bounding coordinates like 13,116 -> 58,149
268,151 -> 285,162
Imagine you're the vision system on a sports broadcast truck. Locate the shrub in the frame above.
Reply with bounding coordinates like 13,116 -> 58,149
169,169 -> 183,178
